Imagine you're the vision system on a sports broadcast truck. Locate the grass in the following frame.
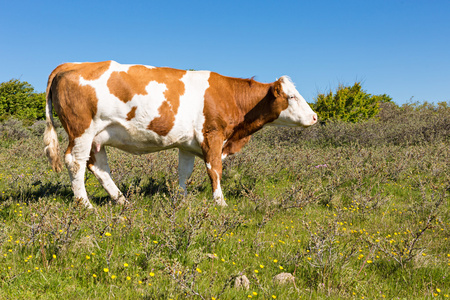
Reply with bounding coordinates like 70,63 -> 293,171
0,103 -> 449,299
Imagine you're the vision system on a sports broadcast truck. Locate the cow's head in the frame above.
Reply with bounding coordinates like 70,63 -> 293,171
270,76 -> 317,127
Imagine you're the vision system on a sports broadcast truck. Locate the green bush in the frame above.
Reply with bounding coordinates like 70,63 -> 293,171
313,82 -> 392,122
0,79 -> 46,122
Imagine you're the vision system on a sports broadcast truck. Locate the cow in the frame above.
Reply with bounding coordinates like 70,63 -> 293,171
44,61 -> 317,209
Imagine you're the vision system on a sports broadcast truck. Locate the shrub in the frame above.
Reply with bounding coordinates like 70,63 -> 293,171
0,118 -> 30,141
313,82 -> 392,123
0,79 -> 46,122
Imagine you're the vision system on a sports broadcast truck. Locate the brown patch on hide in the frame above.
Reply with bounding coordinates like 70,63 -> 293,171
126,106 -> 137,121
106,65 -> 186,136
49,66 -> 99,143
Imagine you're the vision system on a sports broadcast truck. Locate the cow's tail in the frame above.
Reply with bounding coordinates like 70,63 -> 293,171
43,72 -> 63,172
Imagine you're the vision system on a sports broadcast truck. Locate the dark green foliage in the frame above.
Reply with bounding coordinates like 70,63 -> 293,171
0,79 -> 46,122
313,82 -> 392,123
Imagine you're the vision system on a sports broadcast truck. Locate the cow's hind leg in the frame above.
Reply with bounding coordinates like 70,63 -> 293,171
178,150 -> 195,192
65,137 -> 94,209
87,146 -> 127,205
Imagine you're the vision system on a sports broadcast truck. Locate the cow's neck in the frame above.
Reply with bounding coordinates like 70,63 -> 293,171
231,80 -> 280,140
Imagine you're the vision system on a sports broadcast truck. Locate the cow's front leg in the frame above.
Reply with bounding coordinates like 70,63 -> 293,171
202,135 -> 227,206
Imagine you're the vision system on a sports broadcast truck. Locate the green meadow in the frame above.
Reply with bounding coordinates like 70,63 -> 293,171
0,103 -> 449,299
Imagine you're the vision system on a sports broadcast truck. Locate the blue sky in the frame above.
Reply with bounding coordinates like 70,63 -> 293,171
1,0 -> 449,104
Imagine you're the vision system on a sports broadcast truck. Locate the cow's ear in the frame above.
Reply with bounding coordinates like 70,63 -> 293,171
272,79 -> 283,98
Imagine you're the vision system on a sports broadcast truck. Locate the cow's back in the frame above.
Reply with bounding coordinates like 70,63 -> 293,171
49,61 -> 212,155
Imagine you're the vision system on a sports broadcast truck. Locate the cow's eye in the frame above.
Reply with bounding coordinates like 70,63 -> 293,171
289,95 -> 296,100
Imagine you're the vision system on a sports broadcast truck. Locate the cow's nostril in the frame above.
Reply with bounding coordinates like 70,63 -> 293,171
312,114 -> 318,123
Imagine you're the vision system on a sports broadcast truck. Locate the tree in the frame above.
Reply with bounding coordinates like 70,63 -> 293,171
313,82 -> 392,123
0,79 -> 46,121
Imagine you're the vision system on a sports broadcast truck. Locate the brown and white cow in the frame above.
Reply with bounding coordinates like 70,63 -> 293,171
44,61 -> 317,208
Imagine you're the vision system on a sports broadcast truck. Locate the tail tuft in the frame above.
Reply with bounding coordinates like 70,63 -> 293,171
44,120 -> 62,172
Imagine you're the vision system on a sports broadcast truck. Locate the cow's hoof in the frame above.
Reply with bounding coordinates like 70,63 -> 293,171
116,195 -> 129,205
84,201 -> 94,209
215,199 -> 228,207
76,197 -> 94,209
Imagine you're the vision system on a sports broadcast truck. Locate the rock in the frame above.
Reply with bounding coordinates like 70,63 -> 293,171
234,275 -> 250,290
273,272 -> 295,285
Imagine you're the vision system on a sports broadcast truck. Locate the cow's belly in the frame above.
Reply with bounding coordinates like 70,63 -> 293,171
92,122 -> 204,157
